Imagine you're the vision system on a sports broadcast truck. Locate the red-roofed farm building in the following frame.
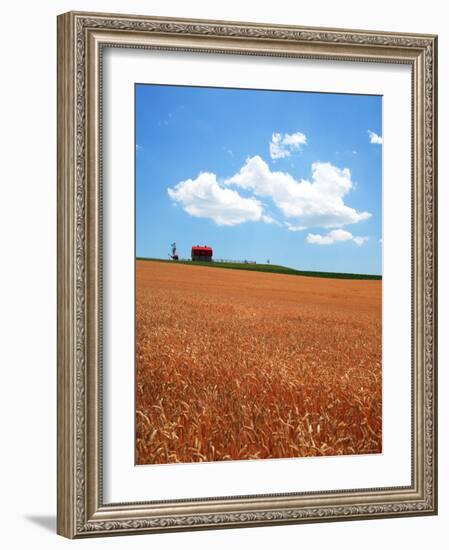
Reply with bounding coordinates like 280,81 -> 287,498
191,245 -> 213,262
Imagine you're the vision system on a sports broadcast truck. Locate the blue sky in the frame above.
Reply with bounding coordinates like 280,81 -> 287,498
135,84 -> 382,275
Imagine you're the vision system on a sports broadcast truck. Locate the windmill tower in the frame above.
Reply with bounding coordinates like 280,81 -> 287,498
170,242 -> 179,261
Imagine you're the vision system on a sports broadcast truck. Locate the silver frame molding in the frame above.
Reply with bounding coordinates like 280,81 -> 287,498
57,11 -> 438,538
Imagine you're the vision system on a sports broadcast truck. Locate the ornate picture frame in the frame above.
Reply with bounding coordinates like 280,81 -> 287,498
57,11 -> 437,538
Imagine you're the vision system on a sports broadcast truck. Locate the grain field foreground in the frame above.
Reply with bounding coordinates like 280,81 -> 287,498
136,260 -> 382,464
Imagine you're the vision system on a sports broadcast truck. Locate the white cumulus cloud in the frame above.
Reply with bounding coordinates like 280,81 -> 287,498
368,130 -> 383,144
306,229 -> 368,246
225,156 -> 371,230
167,172 -> 266,226
269,131 -> 307,159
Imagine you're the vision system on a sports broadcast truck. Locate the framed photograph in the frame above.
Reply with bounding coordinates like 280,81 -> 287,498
57,11 -> 438,538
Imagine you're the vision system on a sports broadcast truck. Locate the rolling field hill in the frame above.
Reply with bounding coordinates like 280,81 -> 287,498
136,260 -> 382,465
136,257 -> 381,280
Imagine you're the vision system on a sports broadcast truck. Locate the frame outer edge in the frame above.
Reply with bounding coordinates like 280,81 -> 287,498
57,12 -> 77,539
56,10 -> 438,537
63,10 -> 437,40
430,34 -> 438,514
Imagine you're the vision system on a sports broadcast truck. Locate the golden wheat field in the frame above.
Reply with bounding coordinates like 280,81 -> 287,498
135,260 -> 382,465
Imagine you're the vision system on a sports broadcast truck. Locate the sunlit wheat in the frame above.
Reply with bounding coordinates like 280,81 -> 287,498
136,261 -> 382,464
